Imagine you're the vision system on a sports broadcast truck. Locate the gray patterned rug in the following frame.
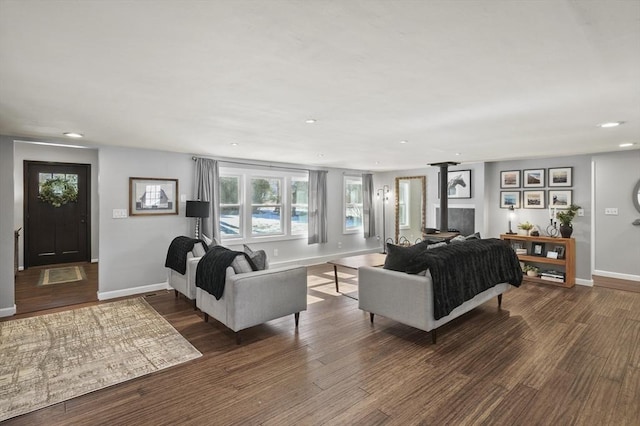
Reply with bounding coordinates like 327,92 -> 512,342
0,298 -> 202,421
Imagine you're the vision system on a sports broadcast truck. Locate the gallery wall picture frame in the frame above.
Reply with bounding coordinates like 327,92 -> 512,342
523,190 -> 545,209
129,177 -> 179,216
523,169 -> 545,188
549,189 -> 573,208
554,245 -> 566,259
500,191 -> 521,209
500,170 -> 521,188
548,167 -> 573,187
438,169 -> 472,199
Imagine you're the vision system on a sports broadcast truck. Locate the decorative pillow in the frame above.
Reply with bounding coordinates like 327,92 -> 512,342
243,244 -> 268,270
201,234 -> 219,248
192,242 -> 207,257
383,240 -> 431,272
449,235 -> 467,244
465,232 -> 481,240
231,254 -> 254,274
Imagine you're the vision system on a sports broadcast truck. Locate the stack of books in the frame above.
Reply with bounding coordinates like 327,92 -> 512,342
540,270 -> 565,283
515,248 -> 527,255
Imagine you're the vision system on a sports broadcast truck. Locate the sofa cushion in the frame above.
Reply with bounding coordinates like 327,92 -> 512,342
383,240 -> 431,272
231,255 -> 255,274
201,234 -> 219,248
243,244 -> 269,270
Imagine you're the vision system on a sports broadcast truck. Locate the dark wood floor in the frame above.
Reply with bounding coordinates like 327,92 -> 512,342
3,264 -> 639,425
14,261 -> 98,315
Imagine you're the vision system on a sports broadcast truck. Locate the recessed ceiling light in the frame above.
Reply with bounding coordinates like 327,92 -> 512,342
598,121 -> 623,128
63,132 -> 83,138
455,152 -> 461,156
400,140 -> 408,144
305,119 -> 316,124
619,142 -> 636,148
318,153 -> 324,157
230,142 -> 238,146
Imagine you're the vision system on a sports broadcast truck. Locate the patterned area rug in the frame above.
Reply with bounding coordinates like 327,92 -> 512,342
0,298 -> 202,421
38,265 -> 86,286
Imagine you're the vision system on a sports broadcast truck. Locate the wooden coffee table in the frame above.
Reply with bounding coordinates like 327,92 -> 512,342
327,253 -> 387,292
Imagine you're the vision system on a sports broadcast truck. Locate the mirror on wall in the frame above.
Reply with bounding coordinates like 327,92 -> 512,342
633,179 -> 640,214
395,176 -> 426,244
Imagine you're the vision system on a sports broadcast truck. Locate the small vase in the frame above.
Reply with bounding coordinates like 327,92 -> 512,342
527,270 -> 538,277
559,223 -> 573,238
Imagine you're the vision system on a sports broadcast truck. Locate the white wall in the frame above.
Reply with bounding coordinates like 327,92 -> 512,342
13,142 -> 99,268
0,137 -> 15,316
592,150 -> 640,280
485,155 -> 593,281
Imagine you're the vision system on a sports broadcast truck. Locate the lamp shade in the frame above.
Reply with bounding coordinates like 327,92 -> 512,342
185,200 -> 210,218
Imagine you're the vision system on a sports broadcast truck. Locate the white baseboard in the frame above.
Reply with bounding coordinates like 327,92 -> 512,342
97,282 -> 171,301
0,305 -> 17,317
91,258 -> 99,263
575,278 -> 593,287
593,270 -> 640,282
18,266 -> 24,271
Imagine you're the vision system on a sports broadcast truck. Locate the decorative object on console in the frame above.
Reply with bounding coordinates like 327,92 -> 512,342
522,264 -> 539,277
517,221 -> 534,236
556,203 -> 581,238
548,167 -> 573,187
532,242 -> 545,256
506,205 -> 516,234
186,200 -> 210,239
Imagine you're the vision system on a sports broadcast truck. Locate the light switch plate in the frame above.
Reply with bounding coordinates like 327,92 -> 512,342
604,208 -> 618,215
112,209 -> 128,219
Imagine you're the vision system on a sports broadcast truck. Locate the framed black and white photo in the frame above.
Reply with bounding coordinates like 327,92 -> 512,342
532,242 -> 545,256
500,191 -> 521,209
523,190 -> 545,209
500,170 -> 520,189
548,167 -> 572,187
523,169 -> 545,188
549,189 -> 572,207
554,245 -> 566,259
439,169 -> 472,199
129,177 -> 179,216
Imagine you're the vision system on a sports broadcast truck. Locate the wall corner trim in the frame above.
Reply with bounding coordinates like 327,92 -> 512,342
0,305 -> 17,318
97,282 -> 171,301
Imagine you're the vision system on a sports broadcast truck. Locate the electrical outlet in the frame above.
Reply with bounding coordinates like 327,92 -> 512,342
273,248 -> 279,257
604,208 -> 618,215
338,241 -> 342,249
577,208 -> 584,217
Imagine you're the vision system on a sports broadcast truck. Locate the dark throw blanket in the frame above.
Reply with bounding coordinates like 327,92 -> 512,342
195,245 -> 257,300
405,238 -> 523,320
165,236 -> 207,275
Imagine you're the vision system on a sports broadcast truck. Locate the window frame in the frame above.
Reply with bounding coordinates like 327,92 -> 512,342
219,167 -> 308,244
343,175 -> 364,234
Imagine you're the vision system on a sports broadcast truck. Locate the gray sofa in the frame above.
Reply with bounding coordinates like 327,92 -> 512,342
358,266 -> 512,343
196,264 -> 308,344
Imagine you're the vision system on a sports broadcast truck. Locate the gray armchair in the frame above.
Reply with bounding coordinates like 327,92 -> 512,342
196,264 -> 308,343
167,241 -> 207,307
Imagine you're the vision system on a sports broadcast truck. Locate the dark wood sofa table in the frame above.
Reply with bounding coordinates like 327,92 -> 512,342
327,253 -> 387,292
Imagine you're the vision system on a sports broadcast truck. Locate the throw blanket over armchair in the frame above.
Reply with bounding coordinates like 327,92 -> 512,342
165,236 -> 208,304
195,249 -> 308,344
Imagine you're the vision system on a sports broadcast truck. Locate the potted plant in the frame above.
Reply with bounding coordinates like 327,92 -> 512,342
517,221 -> 534,236
556,204 -> 581,238
522,264 -> 539,277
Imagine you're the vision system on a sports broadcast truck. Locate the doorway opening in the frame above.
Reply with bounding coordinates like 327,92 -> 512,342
18,161 -> 97,314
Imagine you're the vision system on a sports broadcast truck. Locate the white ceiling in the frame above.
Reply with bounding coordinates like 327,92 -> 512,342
1,0 -> 639,171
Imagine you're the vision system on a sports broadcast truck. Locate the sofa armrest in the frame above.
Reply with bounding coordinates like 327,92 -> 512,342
225,265 -> 308,331
358,266 -> 434,332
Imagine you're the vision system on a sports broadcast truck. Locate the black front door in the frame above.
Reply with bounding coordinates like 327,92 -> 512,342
24,161 -> 90,267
